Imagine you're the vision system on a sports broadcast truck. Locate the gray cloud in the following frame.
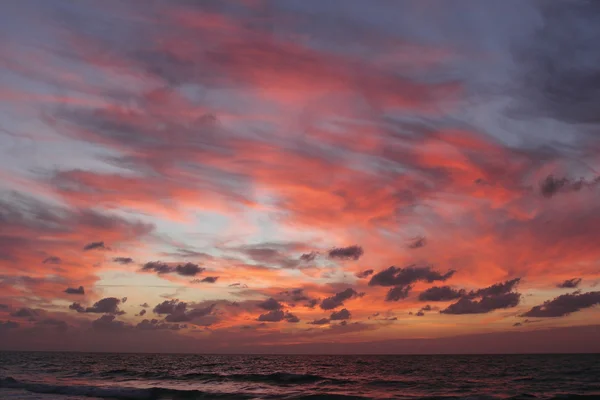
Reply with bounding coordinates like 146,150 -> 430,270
369,265 -> 455,287
69,302 -> 85,313
441,292 -> 521,315
153,299 -> 215,323
70,297 -> 124,315
320,288 -> 362,310
142,261 -> 205,277
466,278 -> 521,299
280,288 -> 308,301
386,285 -> 412,301
197,276 -> 219,283
328,245 -> 364,261
139,309 -> 147,316
330,308 -> 351,320
419,286 -> 465,301
36,318 -> 68,331
136,318 -> 186,331
257,298 -> 283,311
521,291 -> 600,318
370,265 -> 455,302
355,269 -> 374,279
83,241 -> 107,251
153,299 -> 187,315
539,175 -> 599,198
557,278 -> 582,289
175,263 -> 204,277
10,308 -> 39,319
86,297 -> 124,314
306,299 -> 319,308
64,286 -> 85,295
308,318 -> 330,325
0,321 -> 19,330
92,315 -> 127,331
257,309 -> 284,322
300,251 -> 318,262
42,256 -> 61,264
408,236 -> 426,249
113,257 -> 134,265
284,312 -> 300,323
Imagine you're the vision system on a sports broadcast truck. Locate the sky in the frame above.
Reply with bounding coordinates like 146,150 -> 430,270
1,0 -> 600,354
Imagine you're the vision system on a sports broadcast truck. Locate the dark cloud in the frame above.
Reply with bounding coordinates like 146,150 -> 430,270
80,297 -> 124,315
441,293 -> 521,315
279,288 -> 310,302
64,286 -> 85,295
521,291 -> 600,318
166,304 -> 215,323
113,257 -> 134,264
197,276 -> 219,283
284,312 -> 300,323
175,263 -> 204,277
122,297 -> 128,303
83,241 -> 107,251
539,176 -> 599,198
10,308 -> 39,319
557,278 -> 582,289
153,299 -> 187,315
408,236 -> 427,249
330,308 -> 351,320
92,315 -> 127,331
355,269 -> 374,279
256,310 -> 298,323
141,261 -> 205,277
153,300 -> 215,323
233,243 -> 304,269
42,256 -> 61,264
328,245 -> 364,261
467,278 -> 521,298
140,303 -> 149,308
139,309 -> 147,316
257,309 -> 285,322
306,299 -> 319,308
36,318 -> 68,331
369,265 -> 455,287
142,261 -> 173,274
308,318 -> 330,325
0,320 -> 19,330
386,285 -> 412,301
416,310 -> 425,317
257,298 -> 283,311
69,302 -> 85,313
0,304 -> 8,309
419,286 -> 465,301
320,288 -> 362,310
300,251 -> 319,262
513,322 -> 522,327
136,319 -> 186,331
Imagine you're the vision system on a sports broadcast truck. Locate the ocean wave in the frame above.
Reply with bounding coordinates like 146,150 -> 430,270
0,377 -> 254,399
96,369 -> 342,385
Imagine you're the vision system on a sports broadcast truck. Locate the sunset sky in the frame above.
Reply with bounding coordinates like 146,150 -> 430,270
1,0 -> 599,353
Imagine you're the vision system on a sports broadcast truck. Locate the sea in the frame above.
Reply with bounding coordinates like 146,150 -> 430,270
0,352 -> 599,400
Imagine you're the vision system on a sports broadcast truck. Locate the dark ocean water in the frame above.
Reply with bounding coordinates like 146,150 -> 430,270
0,352 -> 599,400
